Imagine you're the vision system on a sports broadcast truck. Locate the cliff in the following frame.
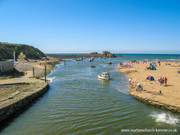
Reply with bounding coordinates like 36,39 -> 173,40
0,42 -> 46,61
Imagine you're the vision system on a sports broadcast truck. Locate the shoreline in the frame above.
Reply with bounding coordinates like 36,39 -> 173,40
117,61 -> 180,113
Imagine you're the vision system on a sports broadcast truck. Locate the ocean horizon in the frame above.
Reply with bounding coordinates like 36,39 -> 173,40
46,53 -> 180,55
46,53 -> 180,62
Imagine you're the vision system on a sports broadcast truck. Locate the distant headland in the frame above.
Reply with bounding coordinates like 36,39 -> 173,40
47,51 -> 122,59
0,42 -> 122,61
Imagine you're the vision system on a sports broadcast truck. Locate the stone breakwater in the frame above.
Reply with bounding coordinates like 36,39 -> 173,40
0,82 -> 49,127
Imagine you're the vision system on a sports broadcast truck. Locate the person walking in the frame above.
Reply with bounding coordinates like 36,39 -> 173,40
158,61 -> 161,67
159,77 -> 163,85
164,77 -> 167,86
129,78 -> 131,84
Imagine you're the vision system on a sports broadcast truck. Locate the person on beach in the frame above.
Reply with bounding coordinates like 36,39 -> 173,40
159,77 -> 164,85
136,83 -> 143,91
164,77 -> 167,86
129,78 -> 131,84
129,78 -> 134,87
158,61 -> 161,67
146,75 -> 150,81
162,77 -> 164,85
136,86 -> 139,91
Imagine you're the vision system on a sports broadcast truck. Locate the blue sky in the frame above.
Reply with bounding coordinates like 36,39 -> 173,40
0,0 -> 180,53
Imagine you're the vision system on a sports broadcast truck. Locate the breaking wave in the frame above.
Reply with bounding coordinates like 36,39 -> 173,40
150,112 -> 179,125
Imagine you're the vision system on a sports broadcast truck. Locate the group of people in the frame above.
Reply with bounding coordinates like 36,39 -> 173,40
136,83 -> 143,91
129,79 -> 143,91
158,77 -> 168,86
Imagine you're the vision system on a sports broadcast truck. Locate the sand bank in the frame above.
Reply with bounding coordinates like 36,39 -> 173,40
117,61 -> 180,113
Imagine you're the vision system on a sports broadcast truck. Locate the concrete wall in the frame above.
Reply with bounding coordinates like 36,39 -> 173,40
0,61 -> 14,74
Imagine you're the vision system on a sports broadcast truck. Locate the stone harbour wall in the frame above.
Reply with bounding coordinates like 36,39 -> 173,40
0,83 -> 49,126
0,61 -> 14,74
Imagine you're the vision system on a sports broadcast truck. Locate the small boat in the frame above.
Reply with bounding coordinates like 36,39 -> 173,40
108,61 -> 112,65
89,59 -> 93,62
91,65 -> 96,68
89,57 -> 94,62
98,72 -> 110,80
76,57 -> 83,61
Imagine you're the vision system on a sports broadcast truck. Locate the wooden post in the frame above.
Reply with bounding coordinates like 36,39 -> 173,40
33,67 -> 35,77
45,65 -> 47,82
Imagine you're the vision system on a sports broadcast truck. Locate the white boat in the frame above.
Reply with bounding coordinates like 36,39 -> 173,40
76,57 -> 83,61
98,72 -> 110,80
89,57 -> 94,62
89,59 -> 93,62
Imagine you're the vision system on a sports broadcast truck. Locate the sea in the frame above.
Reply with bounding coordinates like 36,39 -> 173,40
0,53 -> 180,135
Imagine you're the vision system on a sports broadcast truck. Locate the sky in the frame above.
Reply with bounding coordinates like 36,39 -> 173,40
0,0 -> 180,53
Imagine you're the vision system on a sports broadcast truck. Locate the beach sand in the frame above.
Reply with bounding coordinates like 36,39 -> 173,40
117,61 -> 180,113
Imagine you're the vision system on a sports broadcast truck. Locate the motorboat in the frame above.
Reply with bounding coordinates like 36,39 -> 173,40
98,72 -> 110,80
89,59 -> 93,62
91,65 -> 96,68
76,57 -> 83,61
108,61 -> 112,65
89,57 -> 94,62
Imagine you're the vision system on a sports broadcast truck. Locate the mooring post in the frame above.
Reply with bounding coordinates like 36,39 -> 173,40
33,67 -> 35,77
45,64 -> 47,82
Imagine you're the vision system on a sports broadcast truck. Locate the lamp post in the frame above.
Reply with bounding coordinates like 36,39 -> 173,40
13,51 -> 15,63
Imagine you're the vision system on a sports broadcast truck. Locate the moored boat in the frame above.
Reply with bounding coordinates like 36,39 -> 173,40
89,57 -> 94,62
98,72 -> 110,80
108,61 -> 112,65
91,65 -> 96,68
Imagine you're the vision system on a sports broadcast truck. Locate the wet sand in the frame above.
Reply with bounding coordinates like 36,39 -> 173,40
117,61 -> 180,113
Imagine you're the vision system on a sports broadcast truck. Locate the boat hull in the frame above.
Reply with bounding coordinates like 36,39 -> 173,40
98,75 -> 110,80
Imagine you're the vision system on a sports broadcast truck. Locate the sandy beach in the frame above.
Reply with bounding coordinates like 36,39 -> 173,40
117,61 -> 180,113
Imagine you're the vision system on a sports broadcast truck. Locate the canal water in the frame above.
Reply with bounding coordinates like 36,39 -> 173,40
1,57 -> 180,134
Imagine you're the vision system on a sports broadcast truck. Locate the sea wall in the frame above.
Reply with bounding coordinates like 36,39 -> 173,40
0,61 -> 14,74
0,83 -> 49,126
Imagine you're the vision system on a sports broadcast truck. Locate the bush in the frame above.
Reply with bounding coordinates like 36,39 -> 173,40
18,52 -> 26,60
